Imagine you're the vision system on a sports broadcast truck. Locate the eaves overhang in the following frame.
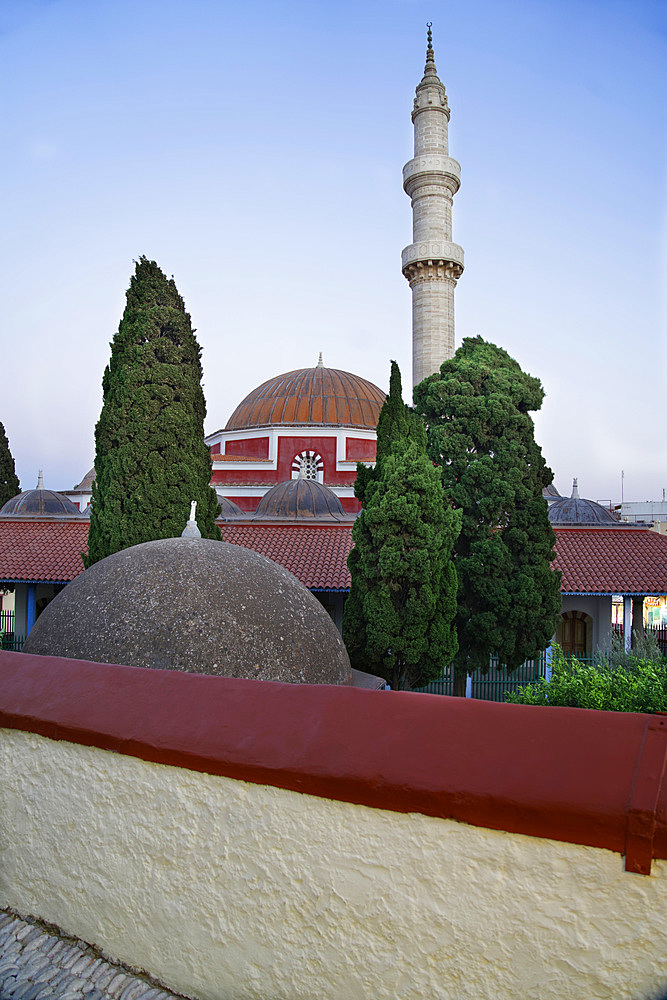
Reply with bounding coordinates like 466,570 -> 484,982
561,590 -> 667,597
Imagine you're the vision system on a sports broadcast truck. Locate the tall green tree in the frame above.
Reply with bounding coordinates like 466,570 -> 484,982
414,336 -> 561,694
354,361 -> 414,504
85,258 -> 220,567
344,363 -> 460,689
0,422 -> 20,508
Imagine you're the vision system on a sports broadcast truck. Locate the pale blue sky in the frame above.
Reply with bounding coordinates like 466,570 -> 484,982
1,0 -> 665,501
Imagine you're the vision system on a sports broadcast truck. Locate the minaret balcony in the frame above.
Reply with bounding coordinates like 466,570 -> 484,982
403,155 -> 461,196
402,241 -> 464,274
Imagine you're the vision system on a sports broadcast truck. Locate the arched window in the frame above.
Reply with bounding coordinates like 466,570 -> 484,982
291,450 -> 324,482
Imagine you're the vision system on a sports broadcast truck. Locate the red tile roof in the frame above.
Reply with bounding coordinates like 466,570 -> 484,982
0,519 -> 88,583
553,527 -> 667,594
219,524 -> 353,590
3,520 -> 666,598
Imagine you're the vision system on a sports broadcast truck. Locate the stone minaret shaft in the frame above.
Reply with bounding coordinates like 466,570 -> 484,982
402,26 -> 464,387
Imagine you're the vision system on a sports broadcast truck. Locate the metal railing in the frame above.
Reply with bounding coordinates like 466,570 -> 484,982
0,633 -> 25,652
0,610 -> 15,633
415,641 -> 666,702
416,653 -> 549,701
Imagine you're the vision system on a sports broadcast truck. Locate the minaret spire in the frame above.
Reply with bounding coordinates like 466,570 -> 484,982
402,24 -> 464,388
425,21 -> 435,68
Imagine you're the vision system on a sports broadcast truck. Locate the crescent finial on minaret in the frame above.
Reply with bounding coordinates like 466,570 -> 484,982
424,22 -> 438,76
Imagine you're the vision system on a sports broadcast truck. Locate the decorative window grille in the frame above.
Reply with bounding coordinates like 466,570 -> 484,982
291,451 -> 324,482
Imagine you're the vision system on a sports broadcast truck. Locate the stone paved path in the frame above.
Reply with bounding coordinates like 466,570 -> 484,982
0,911 -> 189,1000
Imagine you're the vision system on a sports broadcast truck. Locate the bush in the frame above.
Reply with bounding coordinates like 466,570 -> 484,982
505,646 -> 667,713
607,628 -> 664,669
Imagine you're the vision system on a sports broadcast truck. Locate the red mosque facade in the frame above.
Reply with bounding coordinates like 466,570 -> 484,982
205,363 -> 385,514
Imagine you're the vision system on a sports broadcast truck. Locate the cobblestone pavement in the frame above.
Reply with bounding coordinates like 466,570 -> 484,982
0,911 -> 189,1000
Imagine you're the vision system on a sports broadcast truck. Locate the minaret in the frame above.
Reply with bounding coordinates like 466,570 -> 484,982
402,24 -> 464,388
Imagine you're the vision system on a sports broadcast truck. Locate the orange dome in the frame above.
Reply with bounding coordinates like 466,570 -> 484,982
225,366 -> 386,431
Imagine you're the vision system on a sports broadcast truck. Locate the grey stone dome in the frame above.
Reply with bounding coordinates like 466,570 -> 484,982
0,472 -> 83,518
548,478 -> 618,526
254,477 -> 352,522
23,537 -> 352,685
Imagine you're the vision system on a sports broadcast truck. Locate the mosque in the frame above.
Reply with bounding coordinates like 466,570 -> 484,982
64,25 -> 462,518
1,29 -> 666,663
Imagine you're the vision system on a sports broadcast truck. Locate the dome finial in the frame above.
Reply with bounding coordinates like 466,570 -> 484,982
181,499 -> 201,538
36,469 -> 44,490
571,477 -> 580,499
317,352 -> 324,368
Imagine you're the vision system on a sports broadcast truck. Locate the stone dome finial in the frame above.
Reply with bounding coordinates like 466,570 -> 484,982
181,499 -> 202,538
317,352 -> 324,368
36,470 -> 44,490
571,478 -> 580,499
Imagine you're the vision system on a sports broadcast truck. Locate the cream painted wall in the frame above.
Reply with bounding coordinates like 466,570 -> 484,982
1,728 -> 665,1000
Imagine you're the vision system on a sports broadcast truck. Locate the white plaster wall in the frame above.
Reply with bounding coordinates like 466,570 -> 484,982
0,590 -> 15,614
1,729 -> 665,1000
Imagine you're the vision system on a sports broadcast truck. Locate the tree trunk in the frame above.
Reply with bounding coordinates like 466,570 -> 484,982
453,670 -> 468,697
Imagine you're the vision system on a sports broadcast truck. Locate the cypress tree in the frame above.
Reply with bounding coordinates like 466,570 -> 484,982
0,423 -> 20,508
85,258 -> 220,567
344,363 -> 460,689
354,361 -> 411,504
414,336 -> 562,694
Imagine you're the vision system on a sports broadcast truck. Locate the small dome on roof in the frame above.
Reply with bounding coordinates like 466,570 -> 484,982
0,471 -> 83,518
216,493 -> 244,520
225,360 -> 385,431
72,467 -> 95,492
254,476 -> 353,522
548,478 -> 618,526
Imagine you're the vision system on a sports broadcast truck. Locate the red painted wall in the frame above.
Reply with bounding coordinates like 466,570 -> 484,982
1,651 -> 665,874
276,435 -> 337,481
210,433 -> 362,489
346,437 -> 376,462
211,469 -> 276,485
229,496 -> 262,513
225,437 -> 270,459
